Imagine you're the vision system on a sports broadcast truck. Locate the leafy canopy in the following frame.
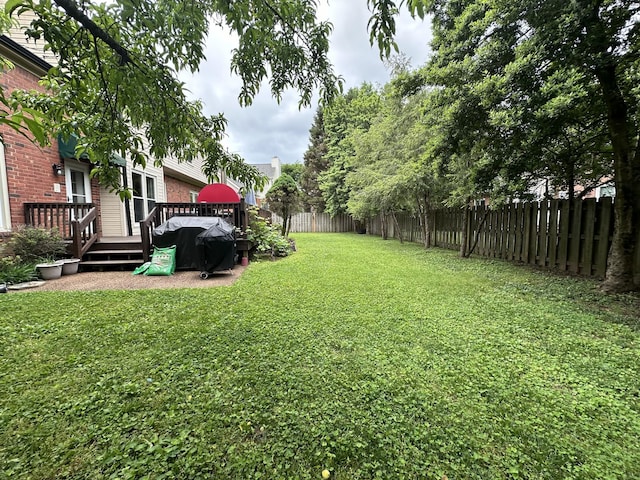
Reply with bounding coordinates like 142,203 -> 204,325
2,0 -> 351,196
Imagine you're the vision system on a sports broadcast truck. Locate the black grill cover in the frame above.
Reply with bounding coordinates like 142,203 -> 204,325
153,216 -> 232,270
195,221 -> 236,272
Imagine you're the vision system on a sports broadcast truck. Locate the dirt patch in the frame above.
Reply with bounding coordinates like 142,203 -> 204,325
10,266 -> 247,293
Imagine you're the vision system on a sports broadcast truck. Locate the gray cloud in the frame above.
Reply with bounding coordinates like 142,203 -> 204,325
182,2 -> 431,166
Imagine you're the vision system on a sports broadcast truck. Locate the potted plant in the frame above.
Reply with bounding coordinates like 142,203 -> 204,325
6,226 -> 69,281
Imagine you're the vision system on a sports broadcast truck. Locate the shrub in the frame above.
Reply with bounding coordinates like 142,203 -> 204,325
5,226 -> 68,263
0,256 -> 38,284
245,208 -> 293,258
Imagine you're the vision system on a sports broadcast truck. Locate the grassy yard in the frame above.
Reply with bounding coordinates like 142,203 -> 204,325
1,233 -> 639,479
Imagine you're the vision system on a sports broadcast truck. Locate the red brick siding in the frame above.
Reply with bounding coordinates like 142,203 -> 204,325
165,175 -> 202,202
1,62 -> 102,233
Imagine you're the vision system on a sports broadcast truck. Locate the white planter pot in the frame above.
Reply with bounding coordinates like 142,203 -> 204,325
61,258 -> 81,275
36,261 -> 63,280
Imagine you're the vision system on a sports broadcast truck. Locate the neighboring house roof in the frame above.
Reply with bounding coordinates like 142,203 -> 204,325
0,34 -> 52,74
251,163 -> 277,178
226,156 -> 282,200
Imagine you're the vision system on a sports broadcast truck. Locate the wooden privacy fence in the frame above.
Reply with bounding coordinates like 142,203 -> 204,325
368,198 -> 639,279
461,198 -> 615,277
271,212 -> 354,233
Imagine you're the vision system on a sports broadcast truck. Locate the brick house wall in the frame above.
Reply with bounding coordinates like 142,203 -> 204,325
164,175 -> 202,202
0,54 -> 102,234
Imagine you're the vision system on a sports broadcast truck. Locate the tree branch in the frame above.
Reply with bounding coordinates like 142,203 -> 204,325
53,0 -> 136,66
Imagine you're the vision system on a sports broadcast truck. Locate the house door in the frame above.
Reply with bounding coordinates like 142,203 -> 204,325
132,171 -> 156,226
65,160 -> 92,204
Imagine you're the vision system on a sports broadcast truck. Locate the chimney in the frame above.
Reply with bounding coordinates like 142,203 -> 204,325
271,156 -> 281,179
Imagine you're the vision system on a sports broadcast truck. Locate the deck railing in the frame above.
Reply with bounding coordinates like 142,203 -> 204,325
24,202 -> 99,258
140,201 -> 248,261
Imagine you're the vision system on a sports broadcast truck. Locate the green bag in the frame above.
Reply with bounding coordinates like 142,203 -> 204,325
145,245 -> 177,276
132,262 -> 151,275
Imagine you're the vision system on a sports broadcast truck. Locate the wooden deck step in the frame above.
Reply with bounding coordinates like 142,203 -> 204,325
80,240 -> 144,271
80,259 -> 144,266
84,249 -> 142,256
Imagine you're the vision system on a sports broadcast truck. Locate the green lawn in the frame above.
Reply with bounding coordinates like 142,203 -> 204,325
1,233 -> 639,479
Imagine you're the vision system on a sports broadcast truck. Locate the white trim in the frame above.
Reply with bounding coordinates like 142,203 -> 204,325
64,159 -> 92,203
131,170 -> 157,222
0,140 -> 11,232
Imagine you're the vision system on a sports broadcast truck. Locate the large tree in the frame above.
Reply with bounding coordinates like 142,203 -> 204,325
399,0 -> 639,291
319,83 -> 382,216
347,74 -> 444,245
300,107 -> 328,212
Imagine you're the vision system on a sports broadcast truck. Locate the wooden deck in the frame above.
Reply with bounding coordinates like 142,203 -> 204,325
24,203 -> 252,271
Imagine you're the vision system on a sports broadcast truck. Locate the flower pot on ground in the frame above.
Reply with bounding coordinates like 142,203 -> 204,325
61,258 -> 81,275
36,261 -> 63,280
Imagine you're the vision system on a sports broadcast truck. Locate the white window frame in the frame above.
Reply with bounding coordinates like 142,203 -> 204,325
0,140 -> 11,232
131,171 -> 157,222
64,159 -> 92,204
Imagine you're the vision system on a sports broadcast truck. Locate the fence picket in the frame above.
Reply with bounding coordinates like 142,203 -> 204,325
568,199 -> 583,273
557,201 -> 571,271
582,199 -> 596,276
538,201 -> 548,267
548,200 -> 559,269
595,198 -> 613,278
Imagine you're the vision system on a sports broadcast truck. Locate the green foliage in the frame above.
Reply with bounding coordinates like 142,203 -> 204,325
1,234 -> 639,478
281,163 -> 303,185
5,226 -> 68,263
319,84 -> 383,216
265,173 -> 302,236
245,207 -> 292,258
0,256 -> 38,284
3,0 -> 345,194
301,107 -> 329,212
420,0 -> 640,289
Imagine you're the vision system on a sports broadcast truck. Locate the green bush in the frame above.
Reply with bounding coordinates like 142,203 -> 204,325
0,256 -> 38,284
5,226 -> 68,263
245,208 -> 292,258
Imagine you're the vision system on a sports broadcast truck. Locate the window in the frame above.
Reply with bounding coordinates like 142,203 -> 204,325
132,172 -> 156,222
69,170 -> 88,202
64,160 -> 92,204
598,185 -> 616,199
189,190 -> 199,203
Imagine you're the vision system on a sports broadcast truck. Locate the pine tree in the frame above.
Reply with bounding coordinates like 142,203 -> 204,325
300,107 -> 329,212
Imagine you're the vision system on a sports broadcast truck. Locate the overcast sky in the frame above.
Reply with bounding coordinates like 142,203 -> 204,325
181,2 -> 431,166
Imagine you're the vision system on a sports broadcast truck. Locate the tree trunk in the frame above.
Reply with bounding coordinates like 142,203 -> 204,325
391,211 -> 403,243
281,208 -> 289,237
417,194 -> 431,248
594,64 -> 640,292
566,160 -> 575,200
466,209 -> 490,257
381,212 -> 388,240
459,200 -> 471,257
